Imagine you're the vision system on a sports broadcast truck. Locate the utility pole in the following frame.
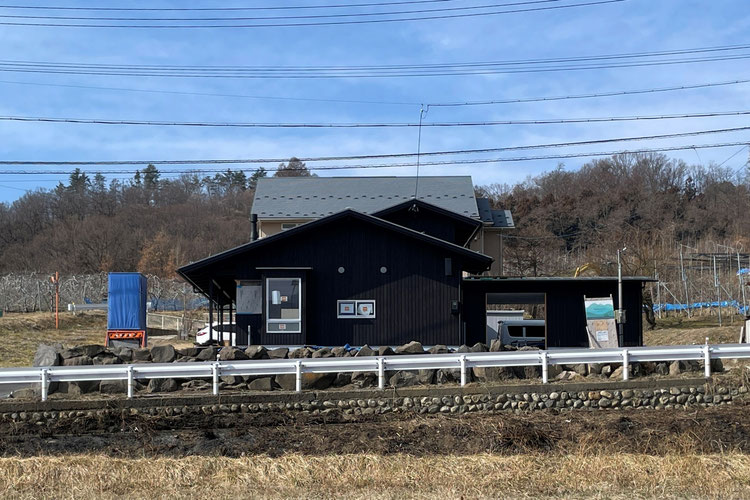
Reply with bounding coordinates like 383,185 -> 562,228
713,255 -> 722,326
50,272 -> 59,329
617,247 -> 627,345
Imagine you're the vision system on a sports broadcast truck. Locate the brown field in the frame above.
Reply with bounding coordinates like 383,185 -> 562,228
2,453 -> 749,499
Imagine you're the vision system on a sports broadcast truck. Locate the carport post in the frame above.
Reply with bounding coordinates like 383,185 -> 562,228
541,351 -> 548,384
460,355 -> 467,387
127,365 -> 134,399
295,361 -> 302,392
704,339 -> 711,378
212,362 -> 219,396
377,357 -> 385,390
622,349 -> 629,381
40,369 -> 48,402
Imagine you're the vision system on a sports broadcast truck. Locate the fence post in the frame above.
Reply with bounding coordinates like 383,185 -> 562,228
295,360 -> 302,392
40,369 -> 48,402
704,339 -> 711,378
541,351 -> 548,384
460,355 -> 467,387
127,365 -> 134,399
377,357 -> 385,390
622,349 -> 629,381
212,362 -> 219,396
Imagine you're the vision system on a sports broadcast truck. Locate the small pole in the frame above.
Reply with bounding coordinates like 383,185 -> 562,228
377,357 -> 385,390
127,365 -> 134,399
622,349 -> 629,381
460,355 -> 467,387
40,369 -> 48,402
704,337 -> 711,378
714,255 -> 722,326
212,362 -> 219,396
295,360 -> 302,392
541,351 -> 548,384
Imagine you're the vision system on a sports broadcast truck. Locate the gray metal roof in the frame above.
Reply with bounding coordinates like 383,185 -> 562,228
251,176 -> 480,219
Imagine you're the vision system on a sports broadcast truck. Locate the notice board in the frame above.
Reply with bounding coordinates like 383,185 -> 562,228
584,295 -> 619,349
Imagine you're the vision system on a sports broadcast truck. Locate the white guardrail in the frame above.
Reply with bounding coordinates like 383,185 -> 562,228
2,343 -> 750,402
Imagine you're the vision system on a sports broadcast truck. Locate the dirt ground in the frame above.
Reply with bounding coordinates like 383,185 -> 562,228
3,402 -> 750,458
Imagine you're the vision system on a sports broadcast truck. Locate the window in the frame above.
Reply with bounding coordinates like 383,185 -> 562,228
281,223 -> 299,231
266,278 -> 301,333
337,299 -> 376,319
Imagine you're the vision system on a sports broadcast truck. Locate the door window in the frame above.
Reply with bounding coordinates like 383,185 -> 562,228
266,278 -> 301,333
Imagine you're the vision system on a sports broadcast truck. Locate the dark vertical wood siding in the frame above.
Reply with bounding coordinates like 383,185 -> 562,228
212,217 -> 464,346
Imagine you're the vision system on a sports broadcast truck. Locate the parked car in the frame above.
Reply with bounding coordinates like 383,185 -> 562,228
195,322 -> 238,346
487,319 -> 545,347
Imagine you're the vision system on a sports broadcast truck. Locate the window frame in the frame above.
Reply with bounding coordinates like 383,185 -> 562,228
265,277 -> 302,333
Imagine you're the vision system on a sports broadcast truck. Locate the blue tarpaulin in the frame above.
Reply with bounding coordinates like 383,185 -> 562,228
654,300 -> 748,315
107,273 -> 147,331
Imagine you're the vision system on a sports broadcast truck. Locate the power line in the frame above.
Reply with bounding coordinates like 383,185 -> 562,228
0,141 -> 747,175
0,0 -> 623,28
1,125 -> 747,166
0,1 -> 570,21
0,1 -> 459,12
1,110 -> 749,128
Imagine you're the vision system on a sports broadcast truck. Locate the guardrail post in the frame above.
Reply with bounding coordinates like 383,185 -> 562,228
704,341 -> 711,378
377,357 -> 385,390
40,369 -> 48,402
212,362 -> 219,396
295,360 -> 302,392
460,355 -> 467,387
622,348 -> 629,381
541,351 -> 548,384
127,365 -> 134,399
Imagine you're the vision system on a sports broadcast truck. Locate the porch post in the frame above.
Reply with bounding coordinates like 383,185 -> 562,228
208,281 -> 214,344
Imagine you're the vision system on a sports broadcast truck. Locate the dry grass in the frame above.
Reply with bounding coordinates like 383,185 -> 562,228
644,313 -> 744,345
0,453 -> 748,499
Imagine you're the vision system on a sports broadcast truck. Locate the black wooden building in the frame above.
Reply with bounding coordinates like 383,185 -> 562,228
179,201 -> 651,348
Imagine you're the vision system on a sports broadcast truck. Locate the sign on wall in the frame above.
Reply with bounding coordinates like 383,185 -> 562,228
337,300 -> 376,319
236,280 -> 262,314
584,295 -> 619,348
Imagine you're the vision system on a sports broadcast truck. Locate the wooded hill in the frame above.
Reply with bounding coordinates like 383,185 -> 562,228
0,154 -> 747,286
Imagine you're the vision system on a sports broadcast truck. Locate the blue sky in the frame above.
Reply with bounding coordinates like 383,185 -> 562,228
0,0 -> 748,201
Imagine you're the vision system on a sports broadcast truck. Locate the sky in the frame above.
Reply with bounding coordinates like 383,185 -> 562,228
0,0 -> 749,202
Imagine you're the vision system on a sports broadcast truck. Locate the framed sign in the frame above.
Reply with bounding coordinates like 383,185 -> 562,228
338,299 -> 376,319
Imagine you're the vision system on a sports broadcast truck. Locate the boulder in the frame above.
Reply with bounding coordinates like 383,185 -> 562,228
248,377 -> 275,391
221,375 -> 245,386
60,347 -> 83,360
355,345 -> 376,357
182,380 -> 210,390
33,344 -> 61,367
113,347 -> 134,363
428,344 -> 450,355
80,344 -> 105,358
151,345 -> 177,363
245,345 -> 269,360
99,379 -> 128,394
330,347 -> 348,357
58,380 -> 99,395
473,366 -> 515,382
600,364 -> 613,377
455,345 -> 470,353
513,365 -> 541,380
711,358 -> 724,373
572,364 -> 588,376
93,352 -> 122,365
196,347 -> 217,361
435,368 -> 463,384
290,347 -> 313,359
147,378 -> 178,393
489,340 -> 505,352
556,370 -> 583,381
275,372 -> 336,391
268,347 -> 290,359
377,346 -> 395,356
219,346 -> 249,361
177,347 -> 201,358
395,341 -> 425,355
418,369 -> 436,385
133,348 -> 152,362
669,360 -> 681,376
332,372 -> 352,387
312,347 -> 334,358
547,364 -> 563,379
11,388 -> 39,399
610,366 -> 626,379
655,362 -> 669,376
469,342 -> 488,353
63,355 -> 93,366
351,371 -> 377,388
389,371 -> 421,387
587,363 -> 603,375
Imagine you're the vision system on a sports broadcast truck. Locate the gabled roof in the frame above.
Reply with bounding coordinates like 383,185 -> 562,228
178,209 -> 493,292
251,176 -> 479,219
476,197 -> 515,228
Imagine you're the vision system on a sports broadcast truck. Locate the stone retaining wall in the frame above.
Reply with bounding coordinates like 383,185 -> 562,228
2,378 -> 745,426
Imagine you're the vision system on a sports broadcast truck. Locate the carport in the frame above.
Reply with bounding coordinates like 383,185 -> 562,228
462,276 -> 653,348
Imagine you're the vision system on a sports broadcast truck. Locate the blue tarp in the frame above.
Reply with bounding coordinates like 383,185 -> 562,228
107,273 -> 147,330
654,300 -> 749,315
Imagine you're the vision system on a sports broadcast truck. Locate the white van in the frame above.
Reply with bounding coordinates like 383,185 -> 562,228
195,322 -> 238,346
